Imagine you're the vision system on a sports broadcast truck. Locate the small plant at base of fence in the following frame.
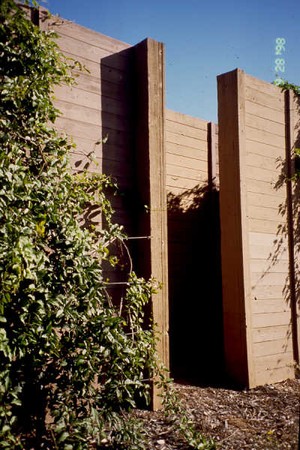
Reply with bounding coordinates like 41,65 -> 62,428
156,370 -> 216,450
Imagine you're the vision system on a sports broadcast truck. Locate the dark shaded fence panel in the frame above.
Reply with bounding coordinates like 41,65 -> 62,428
41,15 -> 169,409
165,111 -> 223,384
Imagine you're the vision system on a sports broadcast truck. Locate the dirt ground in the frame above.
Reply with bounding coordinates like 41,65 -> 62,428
135,378 -> 300,449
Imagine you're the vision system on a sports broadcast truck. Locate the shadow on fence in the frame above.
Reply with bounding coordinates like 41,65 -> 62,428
271,91 -> 300,367
99,49 -> 137,302
167,183 -> 225,386
290,93 -> 300,317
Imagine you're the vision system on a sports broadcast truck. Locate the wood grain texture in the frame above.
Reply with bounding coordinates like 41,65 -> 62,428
134,39 -> 169,410
219,71 -> 297,386
218,69 -> 255,387
218,70 -> 297,388
41,8 -> 300,390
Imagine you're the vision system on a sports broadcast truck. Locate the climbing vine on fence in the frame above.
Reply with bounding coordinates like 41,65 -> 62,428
276,79 -> 300,181
0,1 -> 215,449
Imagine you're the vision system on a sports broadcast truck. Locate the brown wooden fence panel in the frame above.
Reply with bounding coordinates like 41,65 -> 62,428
43,16 -> 134,235
166,110 -> 210,194
40,14 -> 169,408
218,69 -> 299,388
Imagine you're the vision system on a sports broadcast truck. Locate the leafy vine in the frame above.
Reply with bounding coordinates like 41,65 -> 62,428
0,1 -> 215,449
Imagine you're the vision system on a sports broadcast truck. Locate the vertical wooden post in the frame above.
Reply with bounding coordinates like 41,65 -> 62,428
285,90 -> 300,366
208,122 -> 217,189
217,69 -> 254,387
133,39 -> 169,410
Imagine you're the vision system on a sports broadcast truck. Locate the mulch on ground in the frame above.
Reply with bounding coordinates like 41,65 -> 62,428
135,378 -> 300,449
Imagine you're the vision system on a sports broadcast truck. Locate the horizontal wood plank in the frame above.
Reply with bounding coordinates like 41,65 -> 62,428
250,258 -> 290,274
246,165 -> 284,184
166,130 -> 208,150
251,282 -> 288,300
165,120 -> 208,140
248,217 -> 286,234
246,152 -> 282,171
166,141 -> 208,157
166,165 -> 207,182
252,298 -> 290,314
246,179 -> 285,200
253,338 -> 292,357
245,73 -> 284,98
55,85 -> 101,110
245,99 -> 285,124
166,153 -> 207,170
254,351 -> 294,373
245,127 -> 285,148
166,176 -> 204,191
48,18 -> 130,54
253,325 -> 292,343
253,364 -> 294,385
245,139 -> 286,160
250,271 -> 288,287
247,204 -> 286,223
166,109 -> 208,130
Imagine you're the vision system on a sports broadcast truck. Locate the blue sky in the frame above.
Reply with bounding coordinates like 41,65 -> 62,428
45,0 -> 300,123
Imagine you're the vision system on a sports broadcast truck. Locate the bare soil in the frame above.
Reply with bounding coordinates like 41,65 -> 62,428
135,379 -> 300,449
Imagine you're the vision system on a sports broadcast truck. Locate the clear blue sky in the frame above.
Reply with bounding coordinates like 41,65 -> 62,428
45,0 -> 300,123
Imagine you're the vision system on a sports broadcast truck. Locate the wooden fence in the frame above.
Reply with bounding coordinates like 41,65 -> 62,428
218,69 -> 300,387
165,112 -> 223,383
32,9 -> 299,403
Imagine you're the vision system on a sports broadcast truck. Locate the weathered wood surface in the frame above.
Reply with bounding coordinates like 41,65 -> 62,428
38,7 -> 299,391
218,69 -> 299,387
40,13 -> 170,410
218,68 -> 254,387
134,39 -> 169,410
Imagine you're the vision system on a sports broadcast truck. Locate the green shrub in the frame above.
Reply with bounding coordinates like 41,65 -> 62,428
0,2 -> 215,448
0,1 -> 158,447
